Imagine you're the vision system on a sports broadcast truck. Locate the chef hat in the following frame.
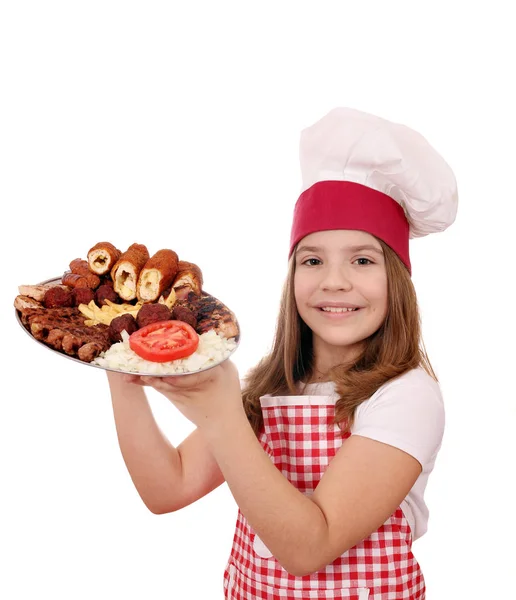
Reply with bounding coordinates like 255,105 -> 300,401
289,107 -> 458,273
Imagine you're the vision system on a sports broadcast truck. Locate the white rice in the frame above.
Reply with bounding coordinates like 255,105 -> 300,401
92,329 -> 237,375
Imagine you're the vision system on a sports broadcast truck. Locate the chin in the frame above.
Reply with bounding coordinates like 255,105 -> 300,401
313,329 -> 367,348
307,319 -> 383,350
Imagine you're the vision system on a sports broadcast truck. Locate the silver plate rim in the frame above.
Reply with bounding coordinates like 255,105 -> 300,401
15,276 -> 241,377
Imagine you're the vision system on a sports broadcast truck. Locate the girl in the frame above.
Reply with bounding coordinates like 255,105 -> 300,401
107,107 -> 458,599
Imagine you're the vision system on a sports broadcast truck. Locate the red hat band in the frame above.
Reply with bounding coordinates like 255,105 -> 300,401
289,180 -> 411,273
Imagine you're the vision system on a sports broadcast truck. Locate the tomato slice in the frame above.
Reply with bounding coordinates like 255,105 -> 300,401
129,320 -> 199,363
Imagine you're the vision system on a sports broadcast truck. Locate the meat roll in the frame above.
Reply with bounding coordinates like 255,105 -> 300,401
136,249 -> 179,302
172,261 -> 203,299
87,242 -> 122,276
111,243 -> 150,301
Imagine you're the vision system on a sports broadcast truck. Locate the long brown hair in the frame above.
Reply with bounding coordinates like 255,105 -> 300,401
242,238 -> 436,435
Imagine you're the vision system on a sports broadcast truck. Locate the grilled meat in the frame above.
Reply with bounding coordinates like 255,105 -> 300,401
18,283 -> 65,302
14,295 -> 43,313
17,303 -> 111,362
62,272 -> 95,289
69,259 -> 101,289
177,292 -> 239,340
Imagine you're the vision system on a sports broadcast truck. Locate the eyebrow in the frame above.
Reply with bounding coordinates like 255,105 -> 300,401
296,244 -> 384,255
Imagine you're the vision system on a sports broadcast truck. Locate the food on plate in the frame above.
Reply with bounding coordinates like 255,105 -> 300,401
15,240 -> 240,374
71,287 -> 95,307
87,242 -> 122,275
18,283 -> 63,302
136,302 -> 171,329
129,320 -> 200,363
95,283 -> 119,306
171,305 -> 197,329
15,303 -> 111,361
94,329 -> 237,375
111,243 -> 150,301
108,313 -> 139,343
137,249 -> 179,302
14,295 -> 42,311
69,259 -> 101,289
78,299 -> 142,326
172,261 -> 203,299
43,286 -> 74,308
158,286 -> 177,309
177,292 -> 239,339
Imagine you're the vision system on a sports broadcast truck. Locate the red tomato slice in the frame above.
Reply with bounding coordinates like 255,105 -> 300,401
129,320 -> 199,363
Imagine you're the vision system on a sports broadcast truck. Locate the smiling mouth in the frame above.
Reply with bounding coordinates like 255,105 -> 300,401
318,307 -> 360,313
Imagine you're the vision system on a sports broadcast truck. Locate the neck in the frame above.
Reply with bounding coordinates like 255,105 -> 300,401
309,339 -> 364,383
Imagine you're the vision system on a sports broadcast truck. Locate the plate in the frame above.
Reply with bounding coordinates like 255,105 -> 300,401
15,277 -> 240,377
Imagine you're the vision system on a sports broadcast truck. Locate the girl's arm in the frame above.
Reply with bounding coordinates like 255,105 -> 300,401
141,363 -> 421,576
107,372 -> 225,514
201,408 -> 420,576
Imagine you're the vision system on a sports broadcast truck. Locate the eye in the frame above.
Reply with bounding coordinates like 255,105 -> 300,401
354,257 -> 373,266
301,257 -> 322,266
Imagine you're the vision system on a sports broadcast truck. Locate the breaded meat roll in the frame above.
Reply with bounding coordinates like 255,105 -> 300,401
87,242 -> 122,276
172,261 -> 203,299
111,243 -> 150,301
136,249 -> 179,302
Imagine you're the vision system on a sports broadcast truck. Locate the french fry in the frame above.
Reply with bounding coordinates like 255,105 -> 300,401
79,299 -> 144,326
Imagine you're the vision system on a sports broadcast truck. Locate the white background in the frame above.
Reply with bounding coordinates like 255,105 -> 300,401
1,2 -> 515,598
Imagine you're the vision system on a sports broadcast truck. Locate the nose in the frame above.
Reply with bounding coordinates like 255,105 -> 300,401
320,264 -> 352,291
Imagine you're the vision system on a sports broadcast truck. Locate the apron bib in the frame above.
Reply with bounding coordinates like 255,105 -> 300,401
223,395 -> 425,599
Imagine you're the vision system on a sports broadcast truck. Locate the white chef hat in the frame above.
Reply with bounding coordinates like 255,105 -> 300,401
289,107 -> 458,273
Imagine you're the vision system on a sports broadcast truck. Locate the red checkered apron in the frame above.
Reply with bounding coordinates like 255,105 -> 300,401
223,395 -> 425,599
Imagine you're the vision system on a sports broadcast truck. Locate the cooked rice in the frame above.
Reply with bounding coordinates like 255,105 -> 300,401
92,329 -> 237,375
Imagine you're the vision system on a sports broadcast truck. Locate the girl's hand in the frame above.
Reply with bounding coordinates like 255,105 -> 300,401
126,360 -> 244,429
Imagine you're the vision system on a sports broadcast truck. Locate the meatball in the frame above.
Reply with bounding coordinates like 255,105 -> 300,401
136,303 -> 171,329
99,276 -> 114,287
43,286 -> 74,308
72,287 -> 95,307
171,305 -> 197,329
108,313 -> 139,343
96,284 -> 119,306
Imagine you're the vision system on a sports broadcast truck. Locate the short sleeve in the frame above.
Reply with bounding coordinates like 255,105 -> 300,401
351,369 -> 445,468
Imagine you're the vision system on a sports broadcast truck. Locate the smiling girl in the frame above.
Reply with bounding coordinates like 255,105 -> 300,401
107,108 -> 458,599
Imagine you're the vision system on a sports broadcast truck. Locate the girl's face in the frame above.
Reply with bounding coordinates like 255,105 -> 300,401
294,229 -> 388,366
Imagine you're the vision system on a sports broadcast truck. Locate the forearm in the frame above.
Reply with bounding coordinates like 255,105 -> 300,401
107,374 -> 183,513
200,410 -> 329,576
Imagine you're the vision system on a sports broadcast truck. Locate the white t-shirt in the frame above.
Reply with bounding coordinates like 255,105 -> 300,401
302,367 -> 444,541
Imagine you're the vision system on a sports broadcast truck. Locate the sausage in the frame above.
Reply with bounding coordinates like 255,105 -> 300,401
62,273 -> 92,289
69,259 -> 101,289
